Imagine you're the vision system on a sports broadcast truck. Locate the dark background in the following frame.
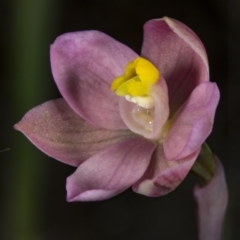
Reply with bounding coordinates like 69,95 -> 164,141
0,0 -> 239,239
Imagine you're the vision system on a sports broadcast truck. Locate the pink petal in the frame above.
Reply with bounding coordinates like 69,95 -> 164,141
66,138 -> 157,201
50,30 -> 138,130
132,145 -> 200,197
119,77 -> 169,140
141,17 -> 209,115
14,99 -> 135,167
164,82 -> 220,161
194,156 -> 228,240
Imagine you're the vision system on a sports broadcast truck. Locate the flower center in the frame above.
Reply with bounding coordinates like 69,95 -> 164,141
111,57 -> 160,109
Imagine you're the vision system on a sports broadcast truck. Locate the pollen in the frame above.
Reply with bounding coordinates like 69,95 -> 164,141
111,57 -> 160,107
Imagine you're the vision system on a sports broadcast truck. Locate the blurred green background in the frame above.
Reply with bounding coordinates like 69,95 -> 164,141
1,0 -> 238,239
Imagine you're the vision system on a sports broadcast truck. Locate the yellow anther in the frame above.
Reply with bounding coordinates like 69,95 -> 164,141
135,58 -> 159,84
111,57 -> 160,97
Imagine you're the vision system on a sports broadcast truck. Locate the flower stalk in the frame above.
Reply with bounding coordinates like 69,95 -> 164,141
5,0 -> 59,239
191,142 -> 216,185
193,144 -> 228,240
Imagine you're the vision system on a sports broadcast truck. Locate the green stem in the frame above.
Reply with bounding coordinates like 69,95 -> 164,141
4,1 -> 59,239
191,142 -> 216,186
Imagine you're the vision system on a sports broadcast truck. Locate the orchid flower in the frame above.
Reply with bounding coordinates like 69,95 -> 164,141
15,17 -> 220,203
